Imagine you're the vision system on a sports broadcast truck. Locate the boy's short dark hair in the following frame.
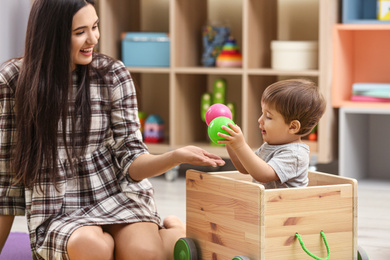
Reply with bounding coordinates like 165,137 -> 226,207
261,79 -> 326,136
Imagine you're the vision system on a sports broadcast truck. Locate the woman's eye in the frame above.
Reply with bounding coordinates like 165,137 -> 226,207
75,31 -> 84,35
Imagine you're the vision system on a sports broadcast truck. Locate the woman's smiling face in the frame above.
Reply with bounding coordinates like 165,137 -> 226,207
71,4 -> 100,70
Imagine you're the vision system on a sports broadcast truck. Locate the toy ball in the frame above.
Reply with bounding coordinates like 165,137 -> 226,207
208,116 -> 235,144
205,103 -> 233,125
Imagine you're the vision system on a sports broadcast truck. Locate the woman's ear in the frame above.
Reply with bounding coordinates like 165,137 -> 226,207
289,120 -> 301,134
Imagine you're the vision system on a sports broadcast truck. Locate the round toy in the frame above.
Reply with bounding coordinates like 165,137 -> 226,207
205,103 -> 233,125
208,116 -> 235,144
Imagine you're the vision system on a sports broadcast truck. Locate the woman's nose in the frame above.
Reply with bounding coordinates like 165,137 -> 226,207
88,31 -> 99,45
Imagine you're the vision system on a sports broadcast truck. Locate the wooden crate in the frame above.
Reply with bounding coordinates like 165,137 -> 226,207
186,170 -> 358,260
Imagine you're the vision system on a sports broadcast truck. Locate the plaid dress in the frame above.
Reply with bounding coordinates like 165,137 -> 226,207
0,55 -> 161,259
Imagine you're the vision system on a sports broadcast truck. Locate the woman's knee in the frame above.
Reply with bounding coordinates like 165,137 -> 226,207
67,226 -> 114,260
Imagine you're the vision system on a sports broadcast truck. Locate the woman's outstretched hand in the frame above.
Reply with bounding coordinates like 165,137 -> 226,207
173,145 -> 225,167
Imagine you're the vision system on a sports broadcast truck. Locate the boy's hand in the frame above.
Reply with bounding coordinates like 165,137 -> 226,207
218,123 -> 247,151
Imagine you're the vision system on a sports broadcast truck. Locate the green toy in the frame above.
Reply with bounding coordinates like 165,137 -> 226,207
200,93 -> 212,122
208,116 -> 235,144
200,78 -> 236,122
213,78 -> 226,104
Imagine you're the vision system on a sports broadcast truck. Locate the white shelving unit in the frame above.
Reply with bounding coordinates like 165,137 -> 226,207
339,107 -> 390,180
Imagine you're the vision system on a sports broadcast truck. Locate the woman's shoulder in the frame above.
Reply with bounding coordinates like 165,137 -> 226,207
91,53 -> 125,72
0,58 -> 22,81
0,58 -> 23,93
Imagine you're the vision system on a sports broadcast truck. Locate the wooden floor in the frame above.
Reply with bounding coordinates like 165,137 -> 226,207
10,171 -> 390,259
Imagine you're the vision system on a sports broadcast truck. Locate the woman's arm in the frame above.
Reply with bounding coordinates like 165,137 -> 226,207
128,145 -> 226,181
0,215 -> 14,253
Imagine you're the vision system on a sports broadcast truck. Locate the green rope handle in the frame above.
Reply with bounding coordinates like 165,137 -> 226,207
295,231 -> 330,260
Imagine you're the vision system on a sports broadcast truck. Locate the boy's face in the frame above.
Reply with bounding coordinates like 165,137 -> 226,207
258,102 -> 300,145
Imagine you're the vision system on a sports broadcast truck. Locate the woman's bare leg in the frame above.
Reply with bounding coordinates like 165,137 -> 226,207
67,225 -> 115,260
106,216 -> 185,260
159,215 -> 186,259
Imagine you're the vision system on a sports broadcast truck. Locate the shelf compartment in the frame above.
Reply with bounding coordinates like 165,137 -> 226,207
171,73 -> 242,154
332,24 -> 390,108
246,0 -> 277,69
98,0 -> 140,59
339,107 -> 390,180
98,0 -> 170,60
131,72 -> 170,145
172,0 -> 243,68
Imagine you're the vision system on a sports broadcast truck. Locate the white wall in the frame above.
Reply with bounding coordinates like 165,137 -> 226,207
0,0 -> 31,64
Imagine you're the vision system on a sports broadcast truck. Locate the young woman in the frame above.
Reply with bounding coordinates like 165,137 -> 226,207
0,0 -> 225,259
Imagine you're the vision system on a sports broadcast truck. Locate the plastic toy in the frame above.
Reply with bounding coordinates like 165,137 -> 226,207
138,111 -> 147,134
216,36 -> 243,68
200,78 -> 236,124
205,103 -> 233,126
174,170 -> 370,260
308,125 -> 318,141
143,114 -> 164,143
212,78 -> 227,104
202,25 -> 230,67
201,93 -> 212,122
207,116 -> 235,144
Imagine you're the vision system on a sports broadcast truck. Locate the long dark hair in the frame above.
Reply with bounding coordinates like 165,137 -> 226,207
14,0 -> 96,190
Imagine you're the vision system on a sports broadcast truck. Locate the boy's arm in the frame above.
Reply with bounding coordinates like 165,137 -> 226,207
226,144 -> 248,174
0,215 -> 14,253
229,142 -> 279,183
219,124 -> 279,182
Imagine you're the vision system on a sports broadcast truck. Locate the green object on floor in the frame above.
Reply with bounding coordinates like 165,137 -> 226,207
174,238 -> 198,260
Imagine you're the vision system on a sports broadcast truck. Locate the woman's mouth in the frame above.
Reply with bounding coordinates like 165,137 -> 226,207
80,47 -> 93,56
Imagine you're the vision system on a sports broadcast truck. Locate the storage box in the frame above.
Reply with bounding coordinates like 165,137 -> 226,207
186,170 -> 357,259
121,32 -> 170,67
271,41 -> 318,70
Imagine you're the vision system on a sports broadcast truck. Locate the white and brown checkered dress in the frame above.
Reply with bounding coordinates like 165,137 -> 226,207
0,55 -> 161,259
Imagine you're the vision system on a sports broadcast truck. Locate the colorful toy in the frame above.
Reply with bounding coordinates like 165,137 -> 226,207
200,93 -> 212,122
207,116 -> 235,144
200,78 -> 236,124
212,78 -> 226,104
205,103 -> 233,126
216,36 -> 243,68
308,125 -> 318,141
143,114 -> 164,143
201,25 -> 230,67
138,111 -> 147,134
